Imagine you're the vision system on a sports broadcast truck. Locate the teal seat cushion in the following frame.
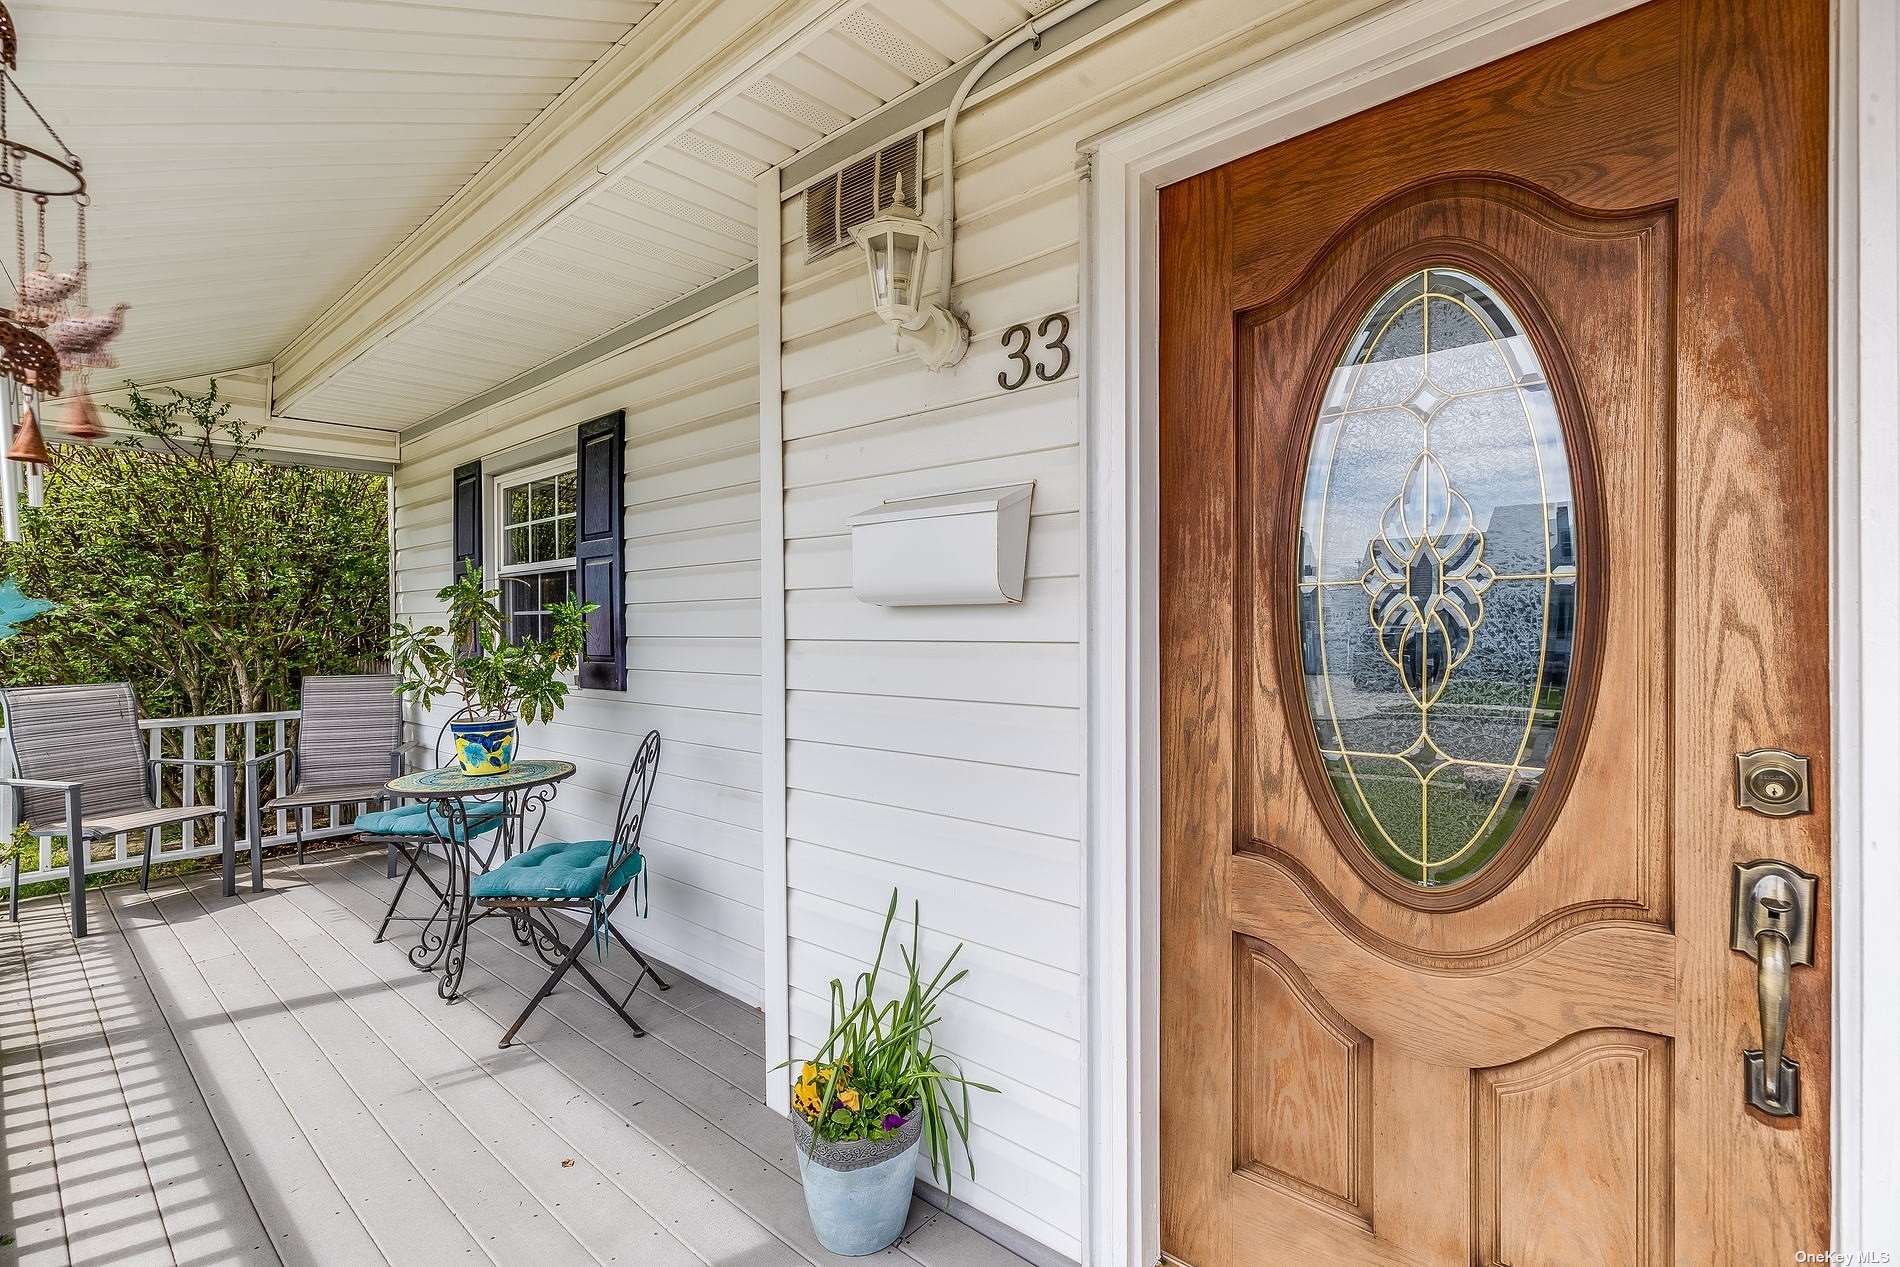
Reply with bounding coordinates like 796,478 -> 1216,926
471,840 -> 642,901
355,799 -> 503,840
354,805 -> 422,834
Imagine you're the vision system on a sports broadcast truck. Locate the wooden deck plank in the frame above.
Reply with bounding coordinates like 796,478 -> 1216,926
282,860 -> 800,1266
398,870 -> 815,1188
236,873 -> 704,1267
366,858 -> 1034,1267
105,884 -> 388,1267
307,853 -> 892,1267
146,880 -> 490,1266
61,888 -> 277,1267
429,869 -> 773,1106
11,893 -> 172,1265
1,911 -> 74,1266
673,992 -> 769,1059
170,869 -> 601,1267
8,849 -> 1037,1267
326,852 -> 1029,1267
467,901 -> 773,1101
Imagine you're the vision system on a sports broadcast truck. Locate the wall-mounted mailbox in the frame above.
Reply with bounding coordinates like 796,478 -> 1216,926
849,482 -> 1034,606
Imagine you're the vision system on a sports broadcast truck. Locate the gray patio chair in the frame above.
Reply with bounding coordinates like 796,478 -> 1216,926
245,673 -> 406,892
0,682 -> 240,937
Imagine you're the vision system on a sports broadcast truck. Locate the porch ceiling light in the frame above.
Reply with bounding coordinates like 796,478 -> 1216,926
850,178 -> 968,372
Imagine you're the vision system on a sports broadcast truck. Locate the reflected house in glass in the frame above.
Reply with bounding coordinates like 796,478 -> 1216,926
1294,267 -> 1581,889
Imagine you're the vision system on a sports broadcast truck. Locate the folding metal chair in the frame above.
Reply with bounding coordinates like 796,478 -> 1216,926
468,730 -> 669,1047
362,709 -> 505,944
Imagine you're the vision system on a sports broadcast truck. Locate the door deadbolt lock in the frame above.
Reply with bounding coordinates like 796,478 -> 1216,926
1735,748 -> 1811,817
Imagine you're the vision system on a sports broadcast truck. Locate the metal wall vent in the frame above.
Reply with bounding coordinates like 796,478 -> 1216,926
803,131 -> 922,264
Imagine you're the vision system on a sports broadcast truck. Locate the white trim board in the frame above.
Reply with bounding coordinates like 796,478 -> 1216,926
1831,0 -> 1899,1252
757,165 -> 792,1117
1077,0 -> 1888,1262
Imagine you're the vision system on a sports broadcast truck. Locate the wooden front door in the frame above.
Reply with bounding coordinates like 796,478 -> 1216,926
1157,2 -> 1830,1264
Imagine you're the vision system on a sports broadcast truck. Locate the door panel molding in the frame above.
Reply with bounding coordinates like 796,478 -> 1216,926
1246,180 -> 1643,916
1472,1028 -> 1675,1267
1232,936 -> 1375,1226
1228,851 -> 1676,1068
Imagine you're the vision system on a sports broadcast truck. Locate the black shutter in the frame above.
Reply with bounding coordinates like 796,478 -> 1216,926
451,460 -> 484,654
574,411 -> 626,691
451,460 -> 483,579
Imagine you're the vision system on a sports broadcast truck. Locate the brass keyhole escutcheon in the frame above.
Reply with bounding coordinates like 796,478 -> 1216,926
1736,749 -> 1812,818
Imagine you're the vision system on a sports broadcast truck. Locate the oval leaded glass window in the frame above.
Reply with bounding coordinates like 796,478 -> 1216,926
1296,267 -> 1579,889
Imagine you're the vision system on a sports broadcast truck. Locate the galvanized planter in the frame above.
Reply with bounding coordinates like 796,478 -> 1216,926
791,1111 -> 923,1255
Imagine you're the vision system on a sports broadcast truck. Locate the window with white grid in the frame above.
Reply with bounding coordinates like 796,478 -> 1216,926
493,461 -> 577,646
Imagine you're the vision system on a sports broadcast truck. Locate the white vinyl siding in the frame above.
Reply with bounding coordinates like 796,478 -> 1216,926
770,0 -> 1389,1255
391,293 -> 765,1003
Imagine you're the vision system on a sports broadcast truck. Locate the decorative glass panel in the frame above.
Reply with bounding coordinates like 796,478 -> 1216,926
1296,267 -> 1578,888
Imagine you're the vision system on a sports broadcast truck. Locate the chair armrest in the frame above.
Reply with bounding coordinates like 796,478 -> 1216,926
150,756 -> 241,770
242,746 -> 295,768
0,775 -> 81,790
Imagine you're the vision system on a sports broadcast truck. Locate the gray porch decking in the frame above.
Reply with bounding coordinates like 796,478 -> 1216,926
1,847 -> 1031,1267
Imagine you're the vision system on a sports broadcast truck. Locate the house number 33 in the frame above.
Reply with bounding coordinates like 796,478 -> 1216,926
997,314 -> 1071,390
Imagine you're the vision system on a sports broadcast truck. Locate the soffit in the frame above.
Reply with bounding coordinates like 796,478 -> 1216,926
280,0 -> 1063,432
4,0 -> 658,391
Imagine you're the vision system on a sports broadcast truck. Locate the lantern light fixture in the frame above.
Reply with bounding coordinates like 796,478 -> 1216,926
849,175 -> 968,372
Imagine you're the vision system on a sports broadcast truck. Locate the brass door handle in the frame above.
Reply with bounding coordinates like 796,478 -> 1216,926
1731,861 -> 1816,1117
1753,889 -> 1793,1104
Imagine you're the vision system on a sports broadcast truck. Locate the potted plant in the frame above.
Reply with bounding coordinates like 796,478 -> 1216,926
388,571 -> 594,775
785,890 -> 996,1256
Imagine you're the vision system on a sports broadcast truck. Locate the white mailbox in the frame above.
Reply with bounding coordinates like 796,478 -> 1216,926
849,482 -> 1034,606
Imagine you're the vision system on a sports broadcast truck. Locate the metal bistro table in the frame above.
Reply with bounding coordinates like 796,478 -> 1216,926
385,758 -> 576,1001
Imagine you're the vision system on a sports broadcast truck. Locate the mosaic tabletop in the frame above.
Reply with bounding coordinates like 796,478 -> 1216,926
386,759 -> 577,798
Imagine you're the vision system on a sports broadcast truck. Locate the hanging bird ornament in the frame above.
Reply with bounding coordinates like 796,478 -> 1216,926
48,302 -> 126,370
0,0 -> 122,448
16,264 -> 77,325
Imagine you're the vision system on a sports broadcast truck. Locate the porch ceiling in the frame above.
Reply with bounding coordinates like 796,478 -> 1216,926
4,0 -> 659,392
275,0 -> 1065,433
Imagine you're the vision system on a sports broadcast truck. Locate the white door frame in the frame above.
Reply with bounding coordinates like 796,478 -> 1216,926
1077,0 -> 1896,1262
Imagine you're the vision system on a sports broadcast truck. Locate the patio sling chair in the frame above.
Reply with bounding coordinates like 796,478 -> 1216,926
0,682 -> 240,937
247,674 -> 407,893
359,708 -> 507,945
470,729 -> 670,1048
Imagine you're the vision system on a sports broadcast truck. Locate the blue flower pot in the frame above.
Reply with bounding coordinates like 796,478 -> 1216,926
792,1112 -> 922,1256
450,717 -> 517,775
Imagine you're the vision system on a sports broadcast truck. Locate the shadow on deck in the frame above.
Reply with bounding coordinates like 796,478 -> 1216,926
0,846 -> 1031,1267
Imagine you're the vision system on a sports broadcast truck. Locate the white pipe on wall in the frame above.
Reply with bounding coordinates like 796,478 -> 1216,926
936,0 -> 1103,309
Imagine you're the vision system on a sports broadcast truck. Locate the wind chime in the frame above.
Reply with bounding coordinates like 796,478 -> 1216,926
0,1 -> 125,480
